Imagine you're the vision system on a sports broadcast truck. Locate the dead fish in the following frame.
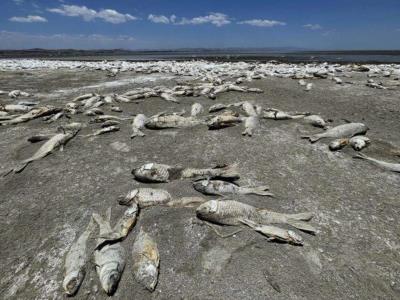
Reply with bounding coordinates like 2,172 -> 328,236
84,108 -> 104,116
91,115 -> 132,123
209,103 -> 228,113
82,95 -> 101,109
193,180 -> 273,197
9,90 -> 30,98
44,111 -> 64,123
63,217 -> 96,296
353,153 -> 400,173
349,136 -> 370,151
305,83 -> 313,91
298,79 -> 307,86
73,93 -> 95,102
302,123 -> 368,143
93,209 -> 125,295
166,196 -> 207,208
242,102 -> 258,116
263,109 -> 306,120
329,138 -> 349,151
145,114 -> 202,129
85,126 -> 119,137
101,120 -> 120,128
65,102 -> 80,110
4,104 -> 32,113
115,95 -> 132,103
240,219 -> 303,245
191,103 -> 204,117
247,87 -> 263,93
160,92 -> 179,103
0,106 -> 60,126
196,200 -> 316,232
131,229 -> 160,292
103,94 -> 115,104
62,122 -> 83,131
333,77 -> 343,84
111,106 -> 123,113
207,110 -> 242,130
242,116 -> 260,136
118,188 -> 172,208
132,163 -> 239,183
5,130 -> 78,174
131,114 -> 147,138
303,115 -> 326,128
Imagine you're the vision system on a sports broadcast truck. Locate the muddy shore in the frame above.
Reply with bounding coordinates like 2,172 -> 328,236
0,65 -> 399,300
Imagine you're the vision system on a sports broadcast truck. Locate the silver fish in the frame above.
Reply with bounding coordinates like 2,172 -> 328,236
329,138 -> 349,151
131,229 -> 160,292
193,180 -> 273,197
242,116 -> 260,136
63,218 -> 96,296
86,126 -> 119,137
131,114 -> 147,138
111,106 -> 123,113
118,188 -> 172,208
91,115 -> 132,123
82,95 -> 101,109
191,103 -> 204,117
84,108 -> 103,116
73,93 -> 95,102
302,123 -> 368,143
349,136 -> 370,151
44,111 -> 64,123
4,104 -> 31,113
263,109 -> 306,120
93,209 -> 125,295
196,200 -> 316,232
240,219 -> 303,245
354,153 -> 400,172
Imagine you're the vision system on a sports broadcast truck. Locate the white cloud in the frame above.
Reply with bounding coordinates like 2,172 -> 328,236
13,0 -> 24,5
148,14 -> 174,24
238,19 -> 286,27
176,13 -> 230,27
9,15 -> 47,23
47,5 -> 137,24
303,24 -> 322,30
0,30 -> 136,49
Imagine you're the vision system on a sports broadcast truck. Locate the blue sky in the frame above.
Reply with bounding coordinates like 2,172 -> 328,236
1,0 -> 400,50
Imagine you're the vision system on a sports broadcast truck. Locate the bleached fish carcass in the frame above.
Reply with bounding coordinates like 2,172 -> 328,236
145,114 -> 202,129
193,180 -> 273,196
302,115 -> 326,128
131,114 -> 147,138
354,153 -> 400,172
302,122 -> 368,143
207,110 -> 242,130
119,188 -> 172,208
349,136 -> 370,151
242,116 -> 260,136
0,106 -> 61,125
191,103 -> 204,117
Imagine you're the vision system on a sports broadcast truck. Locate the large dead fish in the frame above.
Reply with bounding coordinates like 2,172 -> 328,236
302,123 -> 368,143
63,217 -> 96,296
131,114 -> 147,138
242,102 -> 258,116
0,106 -> 60,126
5,129 -> 78,175
193,180 -> 273,197
93,209 -> 125,295
242,116 -> 260,136
131,229 -> 160,292
145,114 -> 202,129
119,188 -> 172,208
207,110 -> 242,130
354,153 -> 400,172
196,200 -> 316,233
132,163 -> 239,183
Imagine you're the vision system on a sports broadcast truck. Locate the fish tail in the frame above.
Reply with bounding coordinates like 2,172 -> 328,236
241,185 -> 274,197
241,128 -> 252,136
219,163 -> 240,180
286,219 -> 317,233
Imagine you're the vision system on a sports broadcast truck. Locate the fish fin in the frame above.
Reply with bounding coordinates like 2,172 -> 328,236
238,218 -> 258,229
240,185 -> 274,197
287,212 -> 314,221
286,219 -> 317,233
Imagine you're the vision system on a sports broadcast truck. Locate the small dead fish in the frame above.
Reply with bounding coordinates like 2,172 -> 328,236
82,95 -> 101,109
160,92 -> 179,103
333,77 -> 343,84
145,114 -> 202,129
241,219 -> 303,245
302,123 -> 368,143
93,209 -> 125,295
263,110 -> 306,120
62,122 -> 83,131
0,106 -> 60,126
44,111 -> 64,123
191,103 -> 204,117
193,180 -> 273,196
84,108 -> 104,116
298,79 -> 307,86
207,110 -> 242,130
242,116 -> 260,136
91,115 -> 132,123
73,93 -> 95,102
247,87 -> 263,93
196,200 -> 316,233
131,229 -> 160,292
118,188 -> 172,208
303,115 -> 326,128
349,136 -> 370,151
209,103 -> 228,113
9,90 -> 30,98
4,104 -> 31,113
111,106 -> 123,113
85,126 -> 119,137
305,83 -> 313,91
131,114 -> 147,138
101,120 -> 120,128
63,218 -> 96,296
353,153 -> 400,173
329,138 -> 349,151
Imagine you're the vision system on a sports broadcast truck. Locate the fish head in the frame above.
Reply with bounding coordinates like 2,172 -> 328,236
100,266 -> 122,295
63,270 -> 85,296
192,180 -> 209,193
132,163 -> 169,183
118,189 -> 139,206
287,230 -> 303,245
196,200 -> 219,221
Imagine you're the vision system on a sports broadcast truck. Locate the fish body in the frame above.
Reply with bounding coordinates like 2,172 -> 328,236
349,136 -> 370,151
93,210 -> 126,295
131,114 -> 147,138
191,103 -> 204,117
242,116 -> 259,136
0,106 -> 59,125
305,83 -> 313,91
303,123 -> 368,143
160,92 -> 178,103
181,164 -> 240,181
132,163 -> 182,183
101,120 -> 120,128
131,229 -> 160,292
242,102 -> 257,116
4,104 -> 31,113
193,180 -> 272,196
73,93 -> 95,102
87,126 -> 119,137
119,188 -> 172,208
63,218 -> 96,296
207,110 -> 242,130
145,114 -> 201,129
354,153 -> 400,172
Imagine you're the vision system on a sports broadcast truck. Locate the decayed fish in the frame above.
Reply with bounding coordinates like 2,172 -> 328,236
73,93 -> 95,102
93,209 -> 125,295
131,114 -> 147,138
118,188 -> 172,208
207,110 -> 242,130
302,123 -> 368,143
349,136 -> 370,151
242,116 -> 259,136
353,153 -> 400,173
196,200 -> 316,232
3,104 -> 32,113
193,180 -> 273,196
191,103 -> 204,117
240,219 -> 303,245
131,229 -> 160,292
85,126 -> 119,137
44,111 -> 64,123
101,120 -> 120,128
63,217 -> 96,296
0,106 -> 60,125
263,109 -> 307,120
160,92 -> 178,103
242,102 -> 258,116
90,115 -> 132,123
132,163 -> 239,183
329,138 -> 349,151
5,129 -> 78,174
303,115 -> 326,128
145,114 -> 202,129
